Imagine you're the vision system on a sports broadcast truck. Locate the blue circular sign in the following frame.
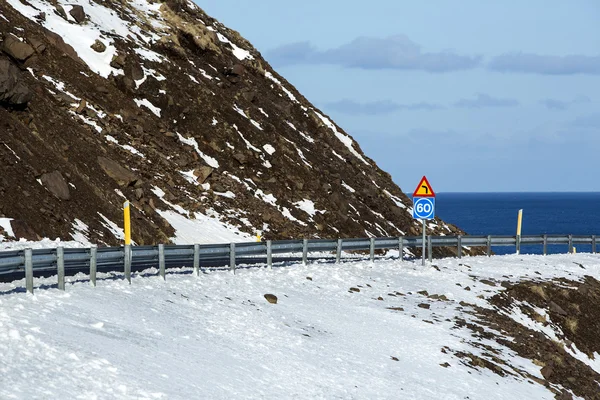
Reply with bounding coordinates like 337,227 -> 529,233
413,198 -> 435,220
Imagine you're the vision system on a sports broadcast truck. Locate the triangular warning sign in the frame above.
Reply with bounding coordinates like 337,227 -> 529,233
413,176 -> 435,197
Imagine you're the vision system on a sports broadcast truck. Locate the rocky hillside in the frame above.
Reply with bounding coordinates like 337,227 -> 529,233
0,0 -> 464,247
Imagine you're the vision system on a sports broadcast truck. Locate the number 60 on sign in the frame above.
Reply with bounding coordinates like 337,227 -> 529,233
413,198 -> 435,220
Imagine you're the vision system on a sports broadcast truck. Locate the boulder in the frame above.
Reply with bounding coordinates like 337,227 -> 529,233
110,54 -> 126,69
69,5 -> 87,24
264,294 -> 278,304
27,37 -> 46,54
193,166 -> 213,184
40,171 -> 71,200
90,40 -> 106,53
43,30 -> 80,62
233,153 -> 247,165
9,219 -> 41,240
0,58 -> 33,106
97,156 -> 140,187
1,34 -> 35,62
54,5 -> 68,20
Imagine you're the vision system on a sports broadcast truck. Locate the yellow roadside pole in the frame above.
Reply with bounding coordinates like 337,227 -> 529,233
256,234 -> 262,242
516,209 -> 523,255
123,201 -> 132,283
123,201 -> 131,245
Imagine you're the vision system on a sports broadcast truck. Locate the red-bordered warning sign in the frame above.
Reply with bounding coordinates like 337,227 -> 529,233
412,176 -> 435,197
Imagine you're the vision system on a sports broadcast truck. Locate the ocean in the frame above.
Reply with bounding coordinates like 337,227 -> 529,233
433,192 -> 600,255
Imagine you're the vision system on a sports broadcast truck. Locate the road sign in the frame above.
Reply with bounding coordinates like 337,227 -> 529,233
413,176 -> 435,198
413,197 -> 435,220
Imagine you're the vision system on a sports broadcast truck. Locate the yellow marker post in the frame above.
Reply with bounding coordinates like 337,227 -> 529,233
516,209 -> 523,255
256,234 -> 262,242
123,201 -> 131,245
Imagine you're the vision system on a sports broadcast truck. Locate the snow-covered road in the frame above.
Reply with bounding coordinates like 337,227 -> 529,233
2,253 -> 598,399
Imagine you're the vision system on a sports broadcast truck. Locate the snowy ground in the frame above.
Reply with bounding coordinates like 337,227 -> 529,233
1,253 -> 599,399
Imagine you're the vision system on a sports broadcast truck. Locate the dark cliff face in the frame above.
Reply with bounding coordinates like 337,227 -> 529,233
0,0 -> 465,247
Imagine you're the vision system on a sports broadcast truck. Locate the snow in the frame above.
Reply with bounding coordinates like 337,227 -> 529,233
294,199 -> 325,218
0,238 -> 88,251
234,125 -> 261,152
105,135 -> 145,158
262,144 -> 276,155
176,133 -> 220,168
155,210 -> 252,244
3,143 -> 21,161
97,213 -> 124,241
265,71 -> 298,103
70,219 -> 93,245
0,218 -> 15,238
314,111 -> 369,165
134,98 -> 161,117
384,189 -> 407,209
6,0 -> 122,78
342,181 -> 356,193
3,253 -> 598,399
216,32 -> 253,61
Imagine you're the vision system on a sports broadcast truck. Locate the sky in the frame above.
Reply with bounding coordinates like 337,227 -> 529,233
200,0 -> 599,192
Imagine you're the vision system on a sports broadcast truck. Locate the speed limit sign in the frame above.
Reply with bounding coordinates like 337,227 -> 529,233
413,197 -> 435,220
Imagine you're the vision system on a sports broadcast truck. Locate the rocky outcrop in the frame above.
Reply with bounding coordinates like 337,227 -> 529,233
40,171 -> 70,201
0,58 -> 32,105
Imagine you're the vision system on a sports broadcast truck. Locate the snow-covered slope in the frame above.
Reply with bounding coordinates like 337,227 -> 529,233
2,253 -> 599,399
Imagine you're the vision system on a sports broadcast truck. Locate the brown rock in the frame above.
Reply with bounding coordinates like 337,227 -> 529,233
97,156 -> 140,187
233,153 -> 247,165
549,300 -> 568,316
40,171 -> 70,200
110,54 -> 126,69
193,166 -> 213,184
69,5 -> 87,24
43,30 -> 80,62
0,58 -> 32,106
75,99 -> 87,114
264,294 -> 277,304
27,37 -> 46,54
1,35 -> 35,62
417,303 -> 431,309
10,220 -> 41,240
90,40 -> 106,53
54,5 -> 68,20
349,287 -> 360,292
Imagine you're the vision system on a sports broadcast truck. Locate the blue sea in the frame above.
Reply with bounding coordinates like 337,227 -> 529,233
433,193 -> 600,255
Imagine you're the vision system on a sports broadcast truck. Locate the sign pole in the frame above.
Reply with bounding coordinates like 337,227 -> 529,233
412,176 -> 436,267
422,219 -> 426,266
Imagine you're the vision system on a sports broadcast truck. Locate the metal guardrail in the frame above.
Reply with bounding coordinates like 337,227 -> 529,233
0,234 -> 597,293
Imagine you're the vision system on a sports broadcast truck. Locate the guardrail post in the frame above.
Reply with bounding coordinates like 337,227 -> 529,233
543,235 -> 548,256
193,244 -> 200,276
124,244 -> 132,283
516,235 -> 521,255
486,235 -> 492,257
398,236 -> 403,260
25,248 -> 33,294
57,246 -> 65,291
369,238 -> 375,262
229,243 -> 236,274
159,244 -> 165,280
267,240 -> 272,270
336,239 -> 342,263
90,246 -> 97,286
568,235 -> 573,254
427,236 -> 432,263
302,239 -> 308,265
593,235 -> 597,254
457,235 -> 462,259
